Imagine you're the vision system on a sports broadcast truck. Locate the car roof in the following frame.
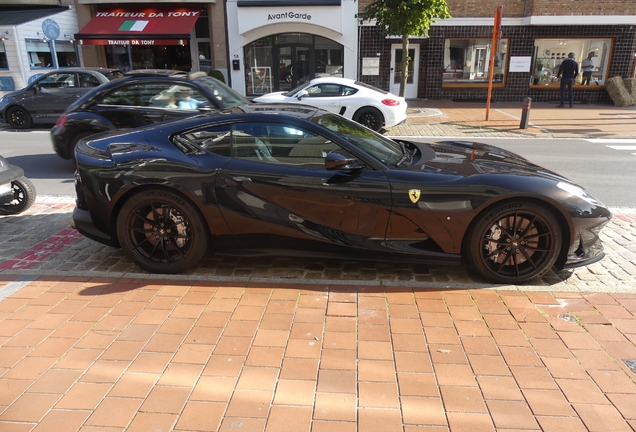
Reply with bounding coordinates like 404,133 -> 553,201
44,67 -> 122,74
309,77 -> 356,84
123,69 -> 190,78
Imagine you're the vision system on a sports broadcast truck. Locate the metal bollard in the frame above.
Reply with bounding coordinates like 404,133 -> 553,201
520,97 -> 531,129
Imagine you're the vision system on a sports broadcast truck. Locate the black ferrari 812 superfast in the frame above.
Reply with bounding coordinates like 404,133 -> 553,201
72,103 -> 611,284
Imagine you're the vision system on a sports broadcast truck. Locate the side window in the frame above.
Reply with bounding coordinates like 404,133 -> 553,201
306,84 -> 342,97
170,85 -> 209,110
79,73 -> 100,88
100,83 -> 175,107
341,86 -> 358,96
232,122 -> 340,168
38,73 -> 76,89
175,124 -> 231,157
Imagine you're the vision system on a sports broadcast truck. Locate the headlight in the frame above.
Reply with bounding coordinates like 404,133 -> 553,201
557,182 -> 603,206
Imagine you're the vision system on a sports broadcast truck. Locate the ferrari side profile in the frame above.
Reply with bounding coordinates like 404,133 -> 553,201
72,104 -> 611,284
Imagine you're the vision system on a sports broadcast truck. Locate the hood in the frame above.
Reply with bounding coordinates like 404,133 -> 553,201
252,92 -> 288,103
416,140 -> 571,183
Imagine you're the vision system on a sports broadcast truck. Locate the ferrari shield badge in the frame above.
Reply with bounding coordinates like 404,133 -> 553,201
408,189 -> 421,204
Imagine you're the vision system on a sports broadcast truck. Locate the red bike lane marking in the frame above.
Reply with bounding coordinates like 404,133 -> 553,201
0,229 -> 83,270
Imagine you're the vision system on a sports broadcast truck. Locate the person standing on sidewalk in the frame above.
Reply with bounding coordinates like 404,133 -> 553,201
557,52 -> 579,107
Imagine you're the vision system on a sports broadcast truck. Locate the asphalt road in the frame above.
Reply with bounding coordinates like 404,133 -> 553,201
1,130 -> 635,208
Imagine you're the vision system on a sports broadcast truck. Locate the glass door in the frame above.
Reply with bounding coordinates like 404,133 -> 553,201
276,45 -> 312,92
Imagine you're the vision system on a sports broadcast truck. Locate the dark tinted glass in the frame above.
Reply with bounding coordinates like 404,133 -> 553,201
178,124 -> 232,157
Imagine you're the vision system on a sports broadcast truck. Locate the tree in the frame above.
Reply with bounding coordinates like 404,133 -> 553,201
360,0 -> 451,97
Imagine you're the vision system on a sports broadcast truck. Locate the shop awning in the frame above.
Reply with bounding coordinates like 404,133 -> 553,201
76,6 -> 200,46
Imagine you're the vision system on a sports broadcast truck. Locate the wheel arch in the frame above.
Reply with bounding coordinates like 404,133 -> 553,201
460,196 -> 573,269
352,105 -> 385,128
108,183 -> 212,249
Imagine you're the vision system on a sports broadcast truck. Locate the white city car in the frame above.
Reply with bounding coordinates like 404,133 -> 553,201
253,77 -> 407,132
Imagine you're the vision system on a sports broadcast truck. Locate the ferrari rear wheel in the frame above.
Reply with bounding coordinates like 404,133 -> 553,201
116,189 -> 209,274
353,107 -> 384,131
467,201 -> 561,284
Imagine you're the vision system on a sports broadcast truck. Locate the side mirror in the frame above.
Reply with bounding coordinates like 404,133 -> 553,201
33,85 -> 41,95
325,150 -> 366,171
297,90 -> 308,100
197,102 -> 214,112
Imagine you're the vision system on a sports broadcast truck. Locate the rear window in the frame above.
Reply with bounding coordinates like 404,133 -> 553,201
354,81 -> 389,95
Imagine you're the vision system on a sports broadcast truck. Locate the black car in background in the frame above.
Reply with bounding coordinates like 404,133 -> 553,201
72,103 -> 611,284
0,67 -> 124,129
50,71 -> 249,160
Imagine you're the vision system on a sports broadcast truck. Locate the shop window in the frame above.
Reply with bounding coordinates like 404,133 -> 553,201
55,41 -> 78,67
0,41 -> 8,69
244,33 -> 344,96
26,40 -> 53,68
443,39 -> 509,86
531,38 -> 612,86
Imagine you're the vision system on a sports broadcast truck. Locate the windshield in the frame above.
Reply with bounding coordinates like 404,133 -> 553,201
196,76 -> 250,108
284,82 -> 311,97
312,113 -> 403,167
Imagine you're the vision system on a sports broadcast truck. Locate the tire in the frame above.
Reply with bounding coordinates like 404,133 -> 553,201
70,131 -> 96,161
6,106 -> 32,129
466,201 -> 562,284
116,189 -> 209,274
353,107 -> 384,131
0,176 -> 36,215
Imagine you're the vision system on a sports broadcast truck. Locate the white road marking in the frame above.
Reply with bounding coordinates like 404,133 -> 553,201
587,139 -> 636,144
606,146 -> 636,150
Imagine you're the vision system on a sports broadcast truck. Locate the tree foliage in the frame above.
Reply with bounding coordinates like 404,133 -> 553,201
360,0 -> 451,97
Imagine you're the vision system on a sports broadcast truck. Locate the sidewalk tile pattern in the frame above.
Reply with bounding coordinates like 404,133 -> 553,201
1,200 -> 635,292
1,277 -> 635,431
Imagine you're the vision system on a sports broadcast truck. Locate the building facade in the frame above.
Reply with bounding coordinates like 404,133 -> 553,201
357,0 -> 636,103
2,0 -> 635,103
224,0 -> 358,97
0,3 -> 81,93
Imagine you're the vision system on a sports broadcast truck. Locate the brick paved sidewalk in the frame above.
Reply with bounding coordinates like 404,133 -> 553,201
2,199 -> 636,292
1,277 -> 636,431
389,100 -> 636,139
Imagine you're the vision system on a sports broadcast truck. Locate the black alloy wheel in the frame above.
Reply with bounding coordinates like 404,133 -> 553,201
0,176 -> 36,215
467,201 -> 561,284
6,106 -> 33,129
354,107 -> 383,131
116,190 -> 209,273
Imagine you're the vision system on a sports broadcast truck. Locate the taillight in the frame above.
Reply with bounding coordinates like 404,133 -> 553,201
381,99 -> 401,106
54,114 -> 67,128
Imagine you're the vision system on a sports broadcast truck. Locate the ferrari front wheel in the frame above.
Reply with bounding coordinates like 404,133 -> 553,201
467,201 -> 561,284
116,189 -> 209,273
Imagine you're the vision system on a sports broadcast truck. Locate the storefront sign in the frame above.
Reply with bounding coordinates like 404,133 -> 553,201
76,7 -> 201,42
42,19 -> 60,40
78,39 -> 188,46
509,56 -> 532,72
362,57 -> 380,76
268,12 -> 312,22
238,6 -> 341,35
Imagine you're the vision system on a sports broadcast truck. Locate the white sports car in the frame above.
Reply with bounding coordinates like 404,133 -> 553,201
253,77 -> 407,132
